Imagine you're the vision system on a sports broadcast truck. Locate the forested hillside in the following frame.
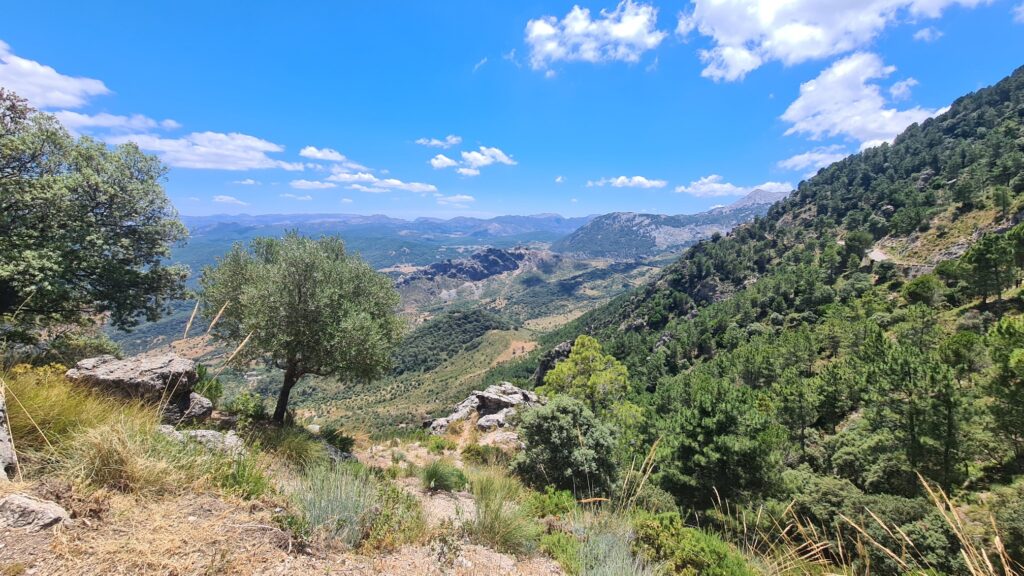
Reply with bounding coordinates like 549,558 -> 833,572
493,64 -> 1024,574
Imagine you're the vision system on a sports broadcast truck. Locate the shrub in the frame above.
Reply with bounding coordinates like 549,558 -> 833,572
193,363 -> 223,405
363,473 -> 427,550
461,443 -> 511,467
427,435 -> 457,455
262,426 -> 327,469
632,511 -> 757,576
902,274 -> 945,306
286,463 -> 378,547
541,532 -> 582,575
225,391 -> 268,425
215,450 -> 271,500
465,469 -> 541,555
511,395 -> 617,497
578,515 -> 659,576
527,486 -> 578,518
321,425 -> 356,453
421,459 -> 468,492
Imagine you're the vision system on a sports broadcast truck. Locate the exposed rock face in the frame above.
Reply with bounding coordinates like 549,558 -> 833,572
397,248 -> 530,285
0,494 -> 69,531
0,396 -> 17,481
66,353 -> 212,424
156,425 -> 245,454
532,340 -> 573,387
427,382 -> 542,433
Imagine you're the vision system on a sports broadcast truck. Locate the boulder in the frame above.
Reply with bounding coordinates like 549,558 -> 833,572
0,396 -> 18,481
66,353 -> 210,424
157,425 -> 245,454
428,382 -> 542,434
0,493 -> 69,531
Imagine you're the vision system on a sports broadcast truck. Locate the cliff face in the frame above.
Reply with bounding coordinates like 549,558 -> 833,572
397,248 -> 535,285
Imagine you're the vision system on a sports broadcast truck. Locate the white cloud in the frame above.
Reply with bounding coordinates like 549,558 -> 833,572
1014,2 -> 1024,22
525,1 -> 667,72
457,167 -> 481,176
889,77 -> 918,100
299,146 -> 346,162
555,175 -> 566,183
781,53 -> 945,149
232,178 -> 260,185
341,197 -> 353,204
676,0 -> 987,81
675,174 -> 792,197
213,194 -> 248,206
107,131 -> 305,171
53,111 -> 180,134
913,26 -> 943,41
587,175 -> 667,188
777,145 -> 850,172
416,134 -> 462,148
430,154 -> 459,169
473,57 -> 488,72
436,194 -> 476,207
280,193 -> 313,201
326,167 -> 437,193
461,146 -> 516,169
290,179 -> 336,190
0,40 -> 110,108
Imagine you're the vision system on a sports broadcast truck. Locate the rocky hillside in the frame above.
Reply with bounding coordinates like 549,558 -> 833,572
551,190 -> 785,259
396,247 -> 538,285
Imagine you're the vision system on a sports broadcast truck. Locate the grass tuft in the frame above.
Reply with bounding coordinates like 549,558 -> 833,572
420,459 -> 467,492
464,468 -> 542,556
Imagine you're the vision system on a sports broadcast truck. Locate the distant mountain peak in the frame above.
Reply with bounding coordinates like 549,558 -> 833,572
726,188 -> 790,210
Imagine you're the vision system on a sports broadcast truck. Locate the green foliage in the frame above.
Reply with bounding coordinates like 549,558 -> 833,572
214,450 -> 272,500
224,391 -> 268,425
526,485 -> 578,518
261,426 -> 328,469
420,459 -> 468,492
391,309 -> 511,375
541,335 -> 631,414
987,315 -> 1024,458
193,363 -> 223,405
512,395 -> 618,497
902,274 -> 945,306
0,89 -> 188,335
465,469 -> 542,555
632,511 -> 756,576
200,231 -> 403,422
963,232 -> 1016,302
540,532 -> 582,575
427,435 -> 457,455
320,425 -> 355,453
460,443 -> 511,467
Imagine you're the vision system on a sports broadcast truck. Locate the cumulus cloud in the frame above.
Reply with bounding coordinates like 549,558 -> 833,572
889,77 -> 918,100
0,40 -> 110,108
289,179 -> 336,190
416,134 -> 462,148
347,183 -> 389,193
326,167 -> 437,193
430,154 -> 459,169
299,146 -> 346,162
587,175 -> 667,188
213,195 -> 248,206
436,194 -> 476,208
341,197 -> 353,204
457,167 -> 481,176
280,193 -> 313,201
781,53 -> 945,149
461,146 -> 516,169
555,175 -> 566,183
676,0 -> 987,81
53,111 -> 180,134
525,1 -> 667,72
777,145 -> 850,172
913,27 -> 943,41
675,174 -> 792,197
232,178 -> 260,185
107,131 -> 305,171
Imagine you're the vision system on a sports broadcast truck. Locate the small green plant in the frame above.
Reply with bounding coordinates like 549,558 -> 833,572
420,459 -> 468,492
432,518 -> 464,569
225,391 -> 267,426
464,469 -> 542,555
541,532 -> 582,575
193,363 -> 224,405
631,511 -> 756,576
262,426 -> 327,469
427,435 -> 457,455
321,424 -> 356,453
215,451 -> 271,500
461,443 -> 511,466
527,486 -> 578,518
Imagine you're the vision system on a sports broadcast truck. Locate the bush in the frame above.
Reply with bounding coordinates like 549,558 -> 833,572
321,425 -> 355,453
193,363 -> 223,405
632,511 -> 757,576
465,469 -> 542,555
225,391 -> 267,425
527,486 -> 578,518
421,459 -> 468,492
541,532 -> 582,575
461,443 -> 511,467
215,450 -> 271,500
262,426 -> 327,469
427,435 -> 457,455
902,274 -> 945,306
578,515 -> 659,576
511,395 -> 618,497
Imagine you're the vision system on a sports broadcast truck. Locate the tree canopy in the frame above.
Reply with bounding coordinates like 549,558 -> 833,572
199,232 -> 403,422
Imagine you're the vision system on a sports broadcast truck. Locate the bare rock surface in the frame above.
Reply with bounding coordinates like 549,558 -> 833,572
0,493 -> 69,531
428,382 -> 541,434
0,396 -> 18,481
157,425 -> 245,454
66,353 -> 197,402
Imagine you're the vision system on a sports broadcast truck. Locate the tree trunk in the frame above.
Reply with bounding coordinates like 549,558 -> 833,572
273,363 -> 300,423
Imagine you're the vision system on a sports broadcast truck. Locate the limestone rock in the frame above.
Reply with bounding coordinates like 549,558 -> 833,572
157,425 -> 244,454
66,353 -> 197,403
0,493 -> 69,531
0,396 -> 18,481
428,382 -> 542,434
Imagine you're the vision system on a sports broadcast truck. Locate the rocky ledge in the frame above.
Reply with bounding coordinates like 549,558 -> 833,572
426,382 -> 543,434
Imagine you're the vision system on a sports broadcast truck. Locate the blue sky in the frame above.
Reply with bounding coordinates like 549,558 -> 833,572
2,1 -> 1022,218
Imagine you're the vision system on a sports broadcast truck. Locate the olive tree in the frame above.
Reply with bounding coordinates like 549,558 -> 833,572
200,232 -> 403,422
0,88 -> 188,335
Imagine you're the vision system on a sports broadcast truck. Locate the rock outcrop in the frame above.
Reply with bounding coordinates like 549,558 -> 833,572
0,493 -> 69,531
427,383 -> 542,434
532,340 -> 572,387
157,425 -> 245,454
0,395 -> 18,481
66,353 -> 212,425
